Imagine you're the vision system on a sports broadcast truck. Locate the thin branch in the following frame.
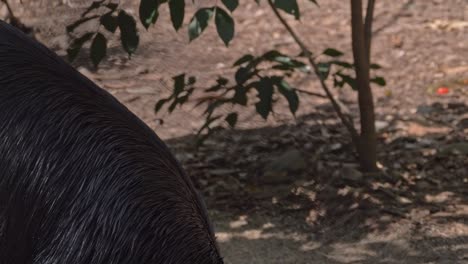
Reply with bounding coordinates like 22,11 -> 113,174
295,88 -> 327,98
266,0 -> 310,55
364,0 -> 376,64
266,0 -> 359,142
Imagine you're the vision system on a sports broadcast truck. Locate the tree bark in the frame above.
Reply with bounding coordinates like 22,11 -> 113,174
350,0 -> 378,172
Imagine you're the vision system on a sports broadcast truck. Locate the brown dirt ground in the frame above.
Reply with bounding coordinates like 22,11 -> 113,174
3,0 -> 468,263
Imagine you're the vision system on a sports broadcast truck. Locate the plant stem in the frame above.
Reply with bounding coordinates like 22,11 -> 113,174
266,0 -> 359,145
351,0 -> 378,171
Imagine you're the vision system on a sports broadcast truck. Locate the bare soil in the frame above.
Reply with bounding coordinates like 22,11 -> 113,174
3,0 -> 468,263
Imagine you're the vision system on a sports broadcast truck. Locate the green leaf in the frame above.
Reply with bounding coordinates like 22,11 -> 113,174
139,0 -> 159,29
215,7 -> 235,46
233,54 -> 254,66
90,33 -> 107,67
67,32 -> 94,62
273,55 -> 292,64
262,50 -> 286,60
323,48 -> 344,57
118,10 -> 140,55
336,72 -> 357,90
272,64 -> 293,71
188,8 -> 214,42
254,78 -> 274,119
274,56 -> 307,68
100,13 -> 118,33
169,0 -> 185,31
333,74 -> 344,88
316,62 -> 330,80
221,0 -> 239,12
273,0 -> 300,20
274,78 -> 299,115
371,76 -> 386,86
330,60 -> 353,68
225,112 -> 238,127
370,63 -> 382,69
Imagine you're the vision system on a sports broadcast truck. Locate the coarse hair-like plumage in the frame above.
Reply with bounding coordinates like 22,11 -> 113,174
0,20 -> 223,264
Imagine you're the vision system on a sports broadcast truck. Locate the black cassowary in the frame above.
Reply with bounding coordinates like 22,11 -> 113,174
0,20 -> 223,264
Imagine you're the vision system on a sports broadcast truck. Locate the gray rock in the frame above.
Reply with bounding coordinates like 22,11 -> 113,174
375,120 -> 390,132
416,105 -> 435,115
262,149 -> 306,184
438,142 -> 468,156
341,166 -> 364,182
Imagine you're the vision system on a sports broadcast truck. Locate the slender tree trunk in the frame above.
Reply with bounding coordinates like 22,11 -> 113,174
350,0 -> 378,172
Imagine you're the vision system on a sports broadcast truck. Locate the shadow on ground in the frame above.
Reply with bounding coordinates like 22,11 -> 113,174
164,100 -> 468,263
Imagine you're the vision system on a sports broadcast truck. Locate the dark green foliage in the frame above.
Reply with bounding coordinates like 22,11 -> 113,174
100,13 -> 118,33
90,33 -> 107,66
273,0 -> 300,19
67,32 -> 94,62
169,0 -> 185,30
371,76 -> 386,86
317,62 -> 331,80
273,77 -> 299,115
323,48 -> 344,57
188,8 -> 214,41
233,54 -> 254,66
254,77 -> 274,119
215,8 -> 235,46
65,0 -> 388,145
221,0 -> 239,12
139,0 -> 159,29
118,10 -> 139,55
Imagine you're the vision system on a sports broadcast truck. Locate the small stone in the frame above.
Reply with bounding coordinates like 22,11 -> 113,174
375,120 -> 390,132
262,149 -> 306,184
341,167 -> 363,182
438,142 -> 468,156
416,105 -> 435,115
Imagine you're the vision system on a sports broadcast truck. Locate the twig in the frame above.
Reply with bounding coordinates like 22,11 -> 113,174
266,0 -> 359,143
295,88 -> 327,98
